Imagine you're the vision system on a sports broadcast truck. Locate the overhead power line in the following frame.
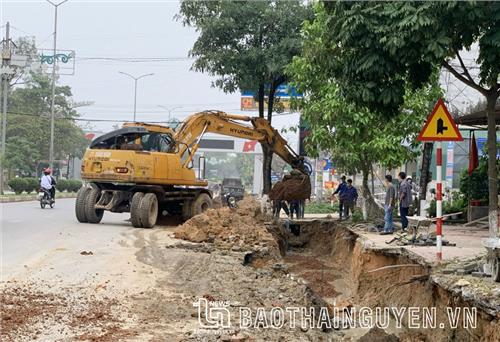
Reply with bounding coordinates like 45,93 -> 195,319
5,110 -> 178,123
76,56 -> 193,63
6,108 -> 298,123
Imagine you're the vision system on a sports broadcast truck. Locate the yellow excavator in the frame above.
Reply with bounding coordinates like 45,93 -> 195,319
76,110 -> 309,228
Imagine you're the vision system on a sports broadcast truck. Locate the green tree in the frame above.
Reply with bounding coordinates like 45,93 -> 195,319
4,137 -> 40,176
315,1 -> 499,234
177,0 -> 312,193
5,70 -> 88,176
287,5 -> 442,218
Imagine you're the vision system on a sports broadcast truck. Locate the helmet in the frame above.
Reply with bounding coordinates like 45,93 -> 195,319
43,168 -> 52,175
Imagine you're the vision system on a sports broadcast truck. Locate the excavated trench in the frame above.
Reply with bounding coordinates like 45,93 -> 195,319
267,220 -> 500,341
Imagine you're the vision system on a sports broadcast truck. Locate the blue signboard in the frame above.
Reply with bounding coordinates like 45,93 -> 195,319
475,138 -> 500,158
241,84 -> 303,98
322,159 -> 332,171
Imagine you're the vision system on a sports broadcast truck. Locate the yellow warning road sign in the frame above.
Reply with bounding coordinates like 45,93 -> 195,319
417,98 -> 463,142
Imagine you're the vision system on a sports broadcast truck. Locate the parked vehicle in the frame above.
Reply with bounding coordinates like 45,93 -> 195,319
221,178 -> 245,202
222,192 -> 238,209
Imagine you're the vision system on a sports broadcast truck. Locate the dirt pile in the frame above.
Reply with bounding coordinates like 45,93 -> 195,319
269,171 -> 311,201
359,327 -> 399,342
174,197 -> 280,261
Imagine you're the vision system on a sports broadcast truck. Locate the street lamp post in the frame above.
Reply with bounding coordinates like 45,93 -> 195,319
118,72 -> 154,122
46,0 -> 68,169
157,105 -> 183,124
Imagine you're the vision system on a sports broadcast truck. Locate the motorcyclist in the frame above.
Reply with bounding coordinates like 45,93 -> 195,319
40,168 -> 56,202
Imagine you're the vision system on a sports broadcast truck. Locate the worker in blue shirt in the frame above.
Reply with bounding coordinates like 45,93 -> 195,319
341,179 -> 358,219
332,175 -> 347,219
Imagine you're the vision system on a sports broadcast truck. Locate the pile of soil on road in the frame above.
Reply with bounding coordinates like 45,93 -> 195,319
174,197 -> 280,262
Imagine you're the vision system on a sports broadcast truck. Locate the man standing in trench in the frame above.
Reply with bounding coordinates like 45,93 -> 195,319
398,172 -> 412,231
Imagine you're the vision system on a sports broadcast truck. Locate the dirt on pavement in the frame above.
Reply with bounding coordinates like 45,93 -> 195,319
173,197 -> 282,266
2,198 -> 500,341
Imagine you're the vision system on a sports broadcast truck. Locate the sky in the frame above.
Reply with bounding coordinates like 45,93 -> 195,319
0,0 -> 484,151
0,0 -> 301,149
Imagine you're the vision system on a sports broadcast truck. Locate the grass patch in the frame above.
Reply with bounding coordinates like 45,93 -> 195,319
305,202 -> 338,214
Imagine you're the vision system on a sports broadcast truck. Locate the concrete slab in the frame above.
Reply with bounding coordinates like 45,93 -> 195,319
356,224 -> 489,264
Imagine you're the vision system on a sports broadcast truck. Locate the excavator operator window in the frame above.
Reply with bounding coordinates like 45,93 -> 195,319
118,134 -> 144,151
141,133 -> 175,153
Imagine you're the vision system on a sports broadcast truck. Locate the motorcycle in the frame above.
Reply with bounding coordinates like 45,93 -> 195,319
38,188 -> 54,209
223,192 -> 238,209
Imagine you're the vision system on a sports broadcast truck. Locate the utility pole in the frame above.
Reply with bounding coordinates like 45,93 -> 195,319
47,0 -> 68,169
0,22 -> 12,195
119,71 -> 154,121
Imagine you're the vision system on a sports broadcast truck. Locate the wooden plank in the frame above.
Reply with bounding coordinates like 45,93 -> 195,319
464,215 -> 488,227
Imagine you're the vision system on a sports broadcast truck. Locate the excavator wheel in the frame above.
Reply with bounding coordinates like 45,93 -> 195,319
75,187 -> 91,223
85,188 -> 104,224
130,192 -> 145,228
182,200 -> 193,220
139,193 -> 158,228
191,193 -> 212,217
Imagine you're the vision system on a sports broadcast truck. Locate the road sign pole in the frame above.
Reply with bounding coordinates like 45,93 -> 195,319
417,98 -> 463,262
436,141 -> 443,261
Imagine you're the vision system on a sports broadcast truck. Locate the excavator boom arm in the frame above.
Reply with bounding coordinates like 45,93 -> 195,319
174,111 -> 306,173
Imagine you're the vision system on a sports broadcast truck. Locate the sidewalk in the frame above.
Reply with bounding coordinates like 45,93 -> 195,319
296,210 -> 489,264
0,192 -> 77,203
357,223 -> 489,263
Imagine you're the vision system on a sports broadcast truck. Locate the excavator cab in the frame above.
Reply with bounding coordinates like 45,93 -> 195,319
81,124 -> 206,187
89,127 -> 175,153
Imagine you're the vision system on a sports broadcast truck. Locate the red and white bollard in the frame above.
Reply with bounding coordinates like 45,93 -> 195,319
436,142 -> 443,261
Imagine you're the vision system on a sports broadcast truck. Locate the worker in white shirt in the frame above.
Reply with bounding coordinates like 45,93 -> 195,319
40,168 -> 56,201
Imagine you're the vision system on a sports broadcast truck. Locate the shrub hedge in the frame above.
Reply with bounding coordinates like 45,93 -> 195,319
7,177 -> 82,194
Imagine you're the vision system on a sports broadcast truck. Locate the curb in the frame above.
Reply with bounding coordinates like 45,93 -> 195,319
0,192 -> 77,203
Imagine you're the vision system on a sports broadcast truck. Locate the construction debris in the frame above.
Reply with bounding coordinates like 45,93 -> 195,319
385,231 -> 456,246
438,257 -> 483,276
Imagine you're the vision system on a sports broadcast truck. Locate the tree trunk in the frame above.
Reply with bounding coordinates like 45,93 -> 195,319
371,166 -> 375,194
361,163 -> 384,220
257,83 -> 265,119
261,79 -> 283,194
256,83 -> 272,194
262,144 -> 273,194
418,142 -> 433,215
485,91 -> 499,238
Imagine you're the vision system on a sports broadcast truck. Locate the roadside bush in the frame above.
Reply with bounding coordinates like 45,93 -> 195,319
8,178 -> 27,194
351,208 -> 364,223
304,201 -> 338,214
67,180 -> 82,192
57,179 -> 69,192
429,195 -> 467,218
459,157 -> 499,205
24,178 -> 39,194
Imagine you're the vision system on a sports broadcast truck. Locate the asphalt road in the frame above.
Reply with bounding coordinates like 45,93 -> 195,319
1,198 -> 133,280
